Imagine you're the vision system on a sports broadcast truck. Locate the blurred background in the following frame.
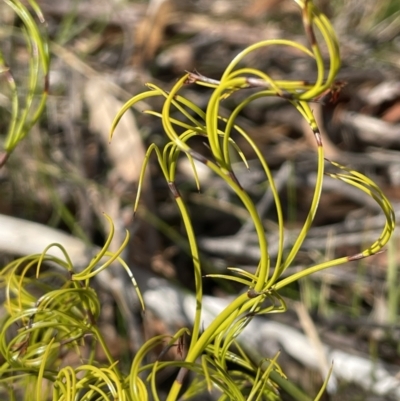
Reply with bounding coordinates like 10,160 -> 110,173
1,0 -> 400,399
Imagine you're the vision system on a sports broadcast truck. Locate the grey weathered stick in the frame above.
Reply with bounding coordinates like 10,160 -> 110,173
340,111 -> 400,146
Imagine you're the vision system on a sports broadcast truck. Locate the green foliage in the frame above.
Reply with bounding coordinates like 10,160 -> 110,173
0,216 -> 142,400
0,0 -> 395,400
0,0 -> 49,166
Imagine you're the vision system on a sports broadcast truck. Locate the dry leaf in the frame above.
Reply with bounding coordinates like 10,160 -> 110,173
84,77 -> 146,186
133,0 -> 174,66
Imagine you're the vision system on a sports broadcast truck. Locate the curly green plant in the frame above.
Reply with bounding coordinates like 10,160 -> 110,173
0,0 -> 49,167
0,216 -> 144,401
108,0 -> 395,400
0,0 -> 395,400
